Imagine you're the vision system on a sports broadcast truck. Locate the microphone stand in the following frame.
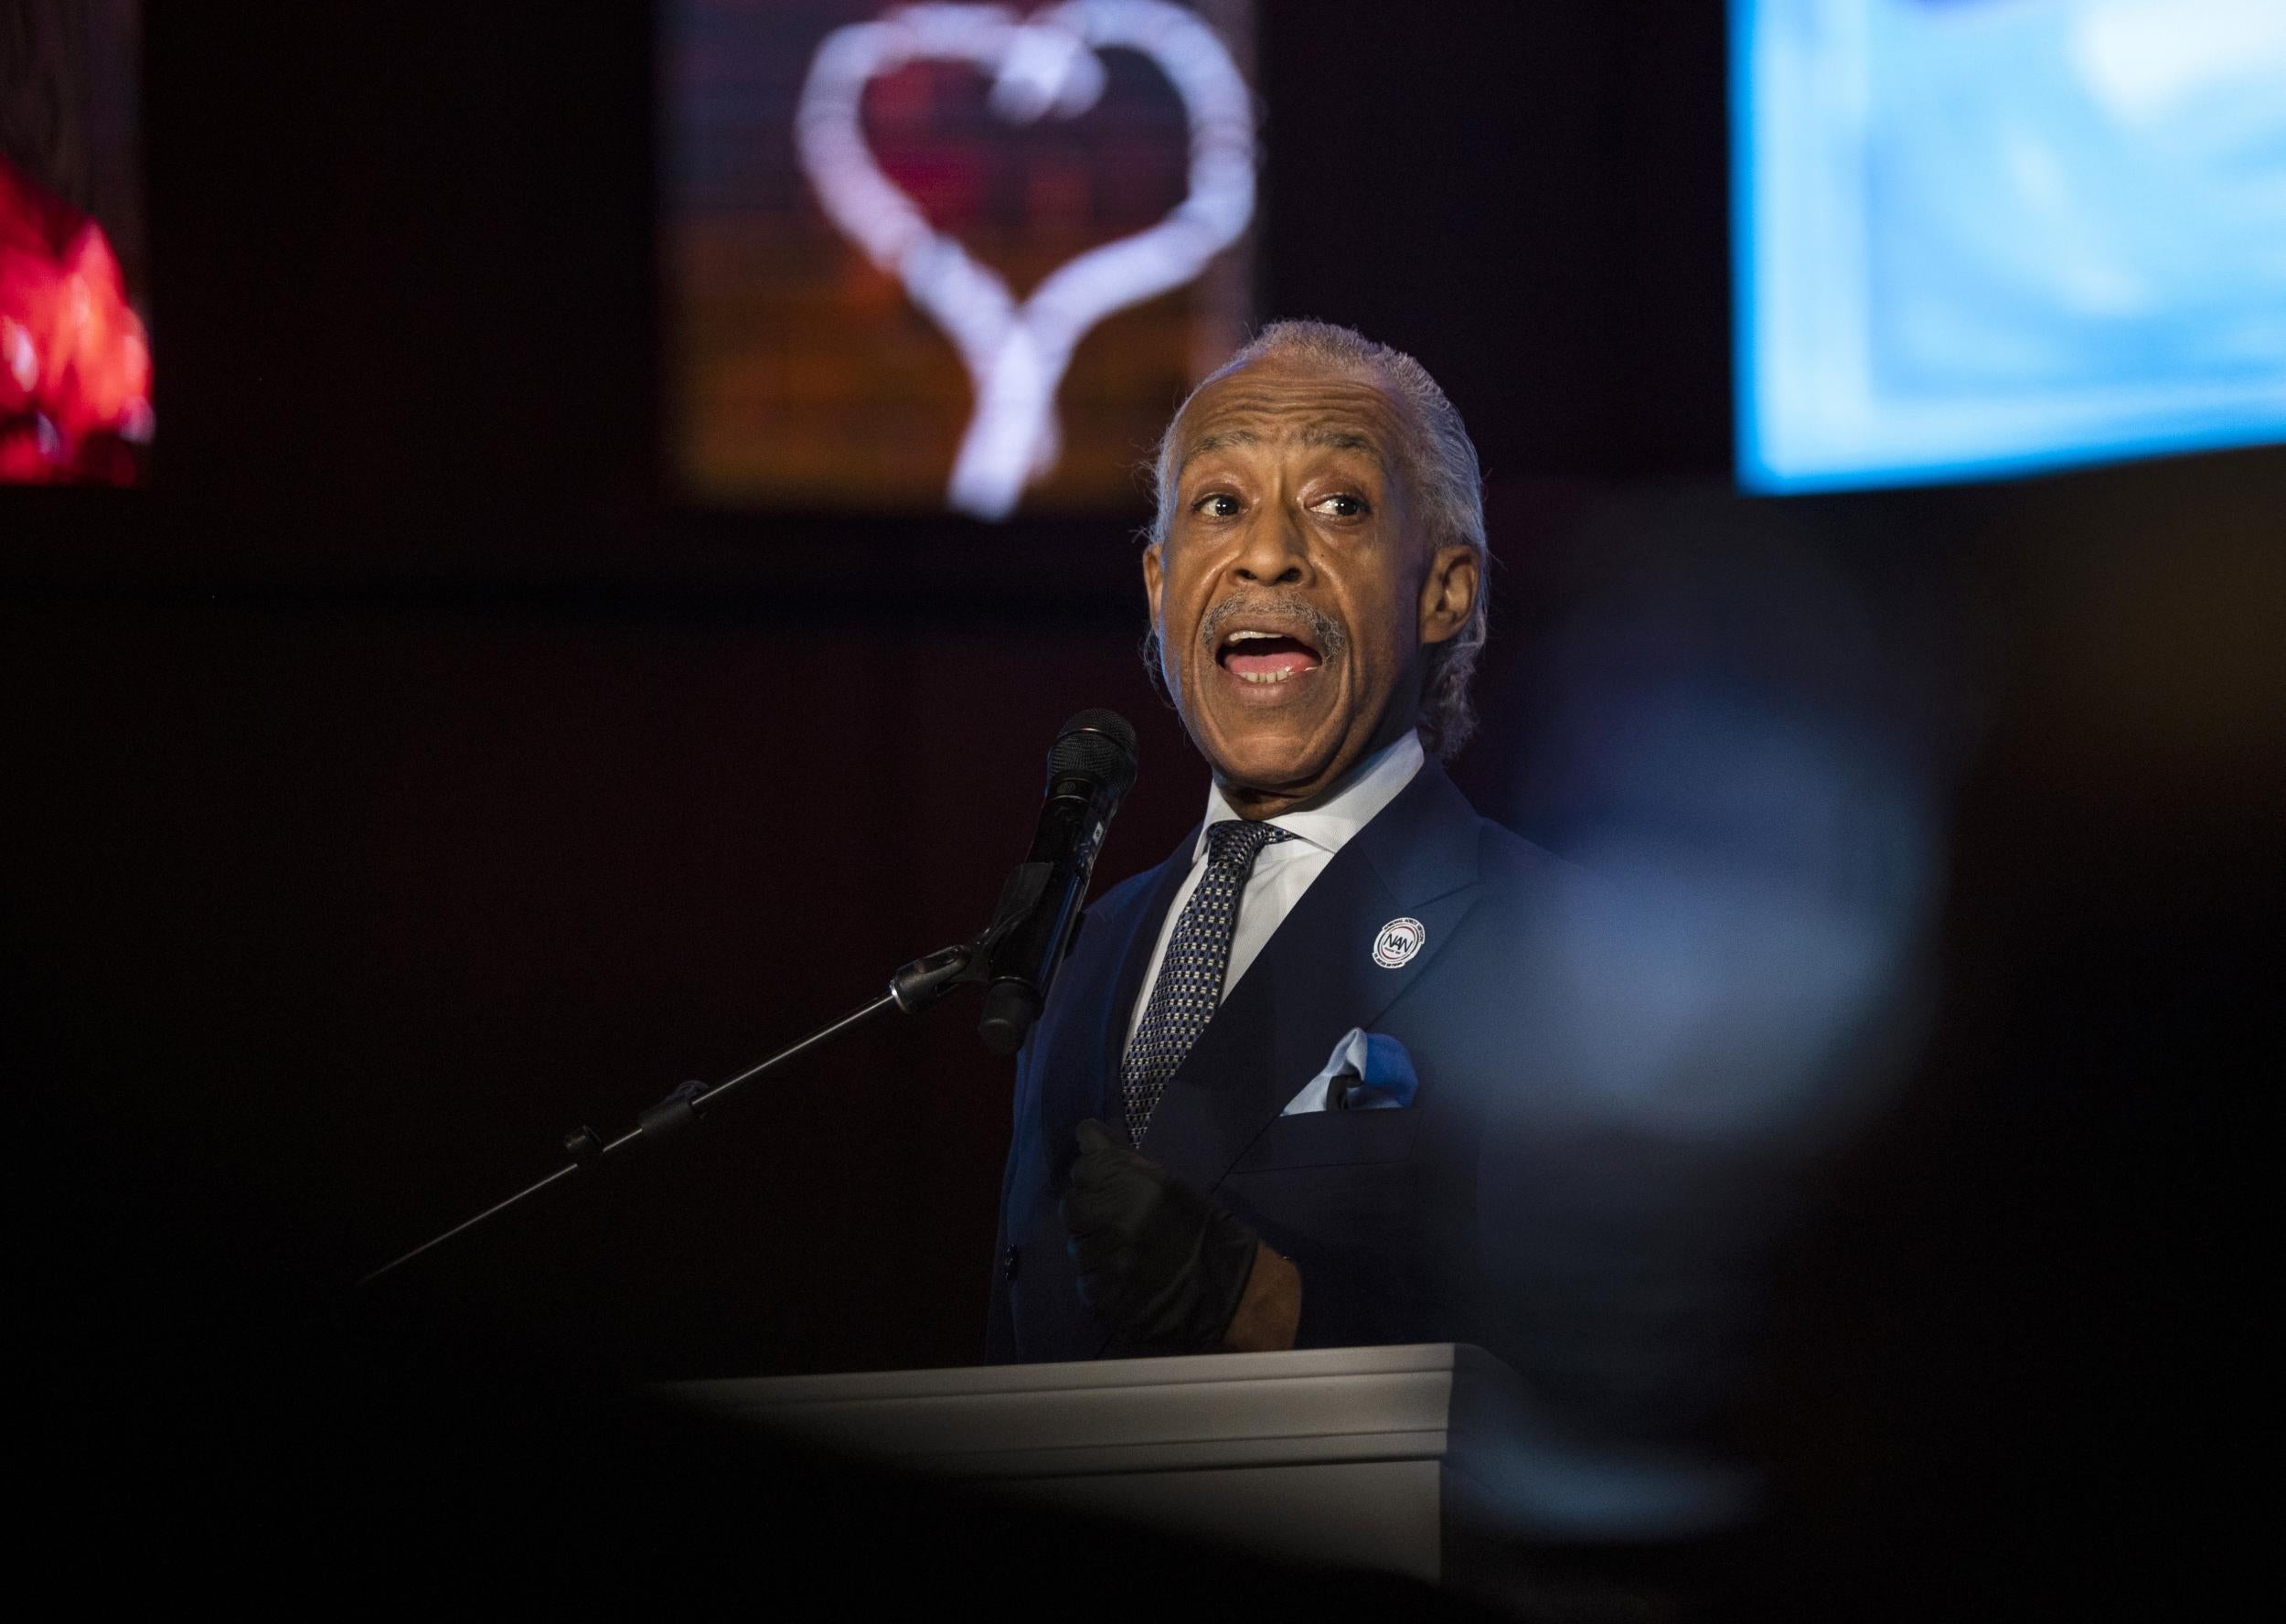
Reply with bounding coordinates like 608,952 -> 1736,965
355,930 -> 999,1292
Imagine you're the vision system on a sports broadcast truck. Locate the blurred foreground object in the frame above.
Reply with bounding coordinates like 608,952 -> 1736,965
0,156 -> 150,485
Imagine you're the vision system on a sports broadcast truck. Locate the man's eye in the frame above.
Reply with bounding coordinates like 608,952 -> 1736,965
1313,493 -> 1366,518
1194,492 -> 1241,518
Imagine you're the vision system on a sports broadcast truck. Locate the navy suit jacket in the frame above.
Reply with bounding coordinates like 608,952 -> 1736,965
984,758 -> 1788,1533
987,758 -> 1585,1362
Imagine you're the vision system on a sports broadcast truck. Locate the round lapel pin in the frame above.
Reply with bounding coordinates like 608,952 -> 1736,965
1372,916 -> 1426,969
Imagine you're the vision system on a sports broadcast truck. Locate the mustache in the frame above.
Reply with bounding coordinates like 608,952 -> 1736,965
1195,593 -> 1349,657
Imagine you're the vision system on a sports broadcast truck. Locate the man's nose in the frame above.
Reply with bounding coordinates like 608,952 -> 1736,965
1230,501 -> 1309,586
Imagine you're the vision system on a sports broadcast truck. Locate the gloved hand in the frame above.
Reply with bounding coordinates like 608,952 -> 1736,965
1060,1118 -> 1261,1352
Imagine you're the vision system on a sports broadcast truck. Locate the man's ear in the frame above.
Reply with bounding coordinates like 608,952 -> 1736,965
1417,542 -> 1479,646
1143,541 -> 1165,627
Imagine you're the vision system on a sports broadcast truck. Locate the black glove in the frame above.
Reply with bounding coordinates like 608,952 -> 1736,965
1060,1118 -> 1260,1352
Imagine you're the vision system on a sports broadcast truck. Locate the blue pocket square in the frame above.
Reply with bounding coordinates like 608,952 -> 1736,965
1280,1027 -> 1419,1116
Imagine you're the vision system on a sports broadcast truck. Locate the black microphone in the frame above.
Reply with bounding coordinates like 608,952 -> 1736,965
977,710 -> 1139,1055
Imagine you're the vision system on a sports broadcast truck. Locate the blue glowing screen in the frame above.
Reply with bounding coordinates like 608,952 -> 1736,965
1733,0 -> 2286,492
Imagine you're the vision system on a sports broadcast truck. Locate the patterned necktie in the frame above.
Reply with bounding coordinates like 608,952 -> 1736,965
1119,818 -> 1298,1145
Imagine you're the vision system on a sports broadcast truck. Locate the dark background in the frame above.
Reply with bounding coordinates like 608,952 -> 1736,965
5,4 -> 2274,1608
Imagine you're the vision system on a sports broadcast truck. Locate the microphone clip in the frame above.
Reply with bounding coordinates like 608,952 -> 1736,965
884,859 -> 1052,1017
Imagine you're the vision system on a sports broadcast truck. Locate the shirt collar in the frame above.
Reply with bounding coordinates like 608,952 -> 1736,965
1195,729 -> 1428,860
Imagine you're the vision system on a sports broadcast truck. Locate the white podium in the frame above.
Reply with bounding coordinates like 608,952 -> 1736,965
671,1342 -> 1740,1594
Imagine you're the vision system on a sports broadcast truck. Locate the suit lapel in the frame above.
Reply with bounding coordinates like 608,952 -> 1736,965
1137,762 -> 1490,1197
1022,828 -> 1197,1186
1093,833 -> 1199,1107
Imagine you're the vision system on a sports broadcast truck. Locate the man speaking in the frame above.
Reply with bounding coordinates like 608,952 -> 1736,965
989,320 -> 1581,1366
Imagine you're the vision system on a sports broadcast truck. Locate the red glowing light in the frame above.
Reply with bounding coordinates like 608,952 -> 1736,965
2,158 -> 153,486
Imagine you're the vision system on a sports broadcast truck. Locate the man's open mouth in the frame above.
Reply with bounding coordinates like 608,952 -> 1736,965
1217,626 -> 1324,685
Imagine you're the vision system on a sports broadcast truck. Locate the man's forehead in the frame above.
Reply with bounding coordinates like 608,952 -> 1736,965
1174,359 -> 1407,465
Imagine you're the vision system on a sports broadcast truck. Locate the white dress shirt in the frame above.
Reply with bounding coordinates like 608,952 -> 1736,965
1123,729 -> 1427,1051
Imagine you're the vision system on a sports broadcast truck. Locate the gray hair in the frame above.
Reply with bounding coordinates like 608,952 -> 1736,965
1146,320 -> 1490,760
